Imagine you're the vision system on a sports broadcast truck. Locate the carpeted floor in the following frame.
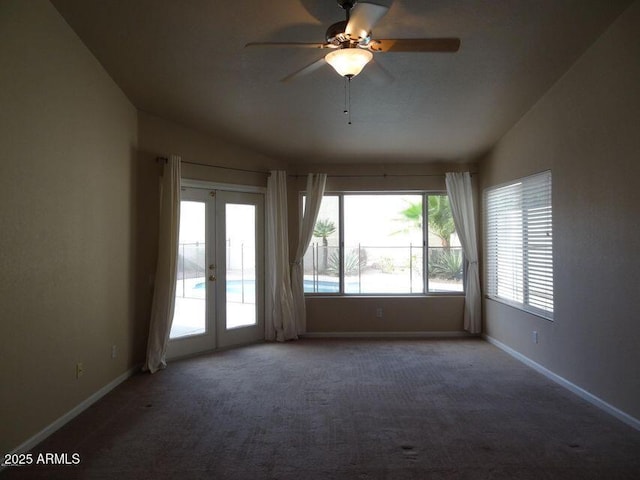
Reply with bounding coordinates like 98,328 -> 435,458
3,338 -> 640,479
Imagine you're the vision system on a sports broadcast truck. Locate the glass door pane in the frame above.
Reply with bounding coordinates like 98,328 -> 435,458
170,200 -> 207,338
168,188 -> 217,359
216,190 -> 264,349
225,203 -> 256,329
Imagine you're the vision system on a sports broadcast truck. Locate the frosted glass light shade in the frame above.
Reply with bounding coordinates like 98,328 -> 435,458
325,48 -> 373,78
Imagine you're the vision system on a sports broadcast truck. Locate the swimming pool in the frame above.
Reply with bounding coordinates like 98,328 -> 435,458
193,279 -> 340,294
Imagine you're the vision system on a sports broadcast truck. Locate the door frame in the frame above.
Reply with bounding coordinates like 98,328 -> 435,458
215,190 -> 265,349
166,187 -> 216,360
167,179 -> 266,360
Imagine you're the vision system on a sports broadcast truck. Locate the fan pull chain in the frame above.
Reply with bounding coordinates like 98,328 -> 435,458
344,77 -> 348,115
342,76 -> 353,125
348,76 -> 352,125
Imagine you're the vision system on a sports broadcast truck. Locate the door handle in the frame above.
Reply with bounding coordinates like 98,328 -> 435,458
209,275 -> 216,281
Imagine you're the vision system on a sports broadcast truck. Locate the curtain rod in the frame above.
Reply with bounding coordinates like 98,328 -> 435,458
291,172 -> 477,178
156,157 -> 476,178
156,157 -> 269,175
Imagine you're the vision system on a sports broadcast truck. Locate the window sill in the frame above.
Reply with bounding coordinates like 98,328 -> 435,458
485,295 -> 554,322
305,293 -> 465,298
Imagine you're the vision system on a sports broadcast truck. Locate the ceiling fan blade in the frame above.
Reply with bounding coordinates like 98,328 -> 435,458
281,57 -> 327,83
369,38 -> 461,53
345,2 -> 389,41
245,42 -> 331,49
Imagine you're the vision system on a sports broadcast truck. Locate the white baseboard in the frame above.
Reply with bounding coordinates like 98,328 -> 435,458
8,365 -> 140,456
301,331 -> 474,339
483,334 -> 640,431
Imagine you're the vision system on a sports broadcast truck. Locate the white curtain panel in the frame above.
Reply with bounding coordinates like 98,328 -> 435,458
445,172 -> 482,334
291,173 -> 327,335
144,155 -> 181,373
265,171 -> 297,341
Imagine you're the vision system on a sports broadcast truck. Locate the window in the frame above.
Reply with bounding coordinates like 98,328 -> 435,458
302,195 -> 340,293
484,171 -> 553,319
303,193 -> 464,295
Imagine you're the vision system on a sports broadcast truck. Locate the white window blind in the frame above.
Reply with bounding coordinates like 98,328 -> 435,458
485,171 -> 553,319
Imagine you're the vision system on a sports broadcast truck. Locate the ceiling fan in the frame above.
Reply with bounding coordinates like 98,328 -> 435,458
245,0 -> 461,82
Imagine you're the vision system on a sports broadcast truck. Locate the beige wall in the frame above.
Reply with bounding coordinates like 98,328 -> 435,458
288,162 -> 477,333
307,296 -> 463,333
479,1 -> 640,420
138,110 -> 285,188
0,1 -> 139,452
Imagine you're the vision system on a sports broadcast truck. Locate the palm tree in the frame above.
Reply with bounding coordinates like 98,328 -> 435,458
313,219 -> 337,272
427,195 -> 456,249
398,202 -> 422,231
398,196 -> 461,280
398,196 -> 455,248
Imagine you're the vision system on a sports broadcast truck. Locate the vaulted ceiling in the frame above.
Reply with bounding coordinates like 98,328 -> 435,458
51,0 -> 631,164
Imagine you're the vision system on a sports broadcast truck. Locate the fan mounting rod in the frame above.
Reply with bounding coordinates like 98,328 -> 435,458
337,0 -> 357,17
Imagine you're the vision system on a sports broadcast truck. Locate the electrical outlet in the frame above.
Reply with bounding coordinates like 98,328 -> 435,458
76,362 -> 84,379
376,307 -> 383,318
111,345 -> 117,359
533,331 -> 538,344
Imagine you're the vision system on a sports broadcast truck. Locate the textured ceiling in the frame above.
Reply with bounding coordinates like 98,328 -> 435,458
51,0 -> 631,164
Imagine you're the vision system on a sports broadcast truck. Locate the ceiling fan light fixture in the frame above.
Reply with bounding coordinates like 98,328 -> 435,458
325,48 -> 373,78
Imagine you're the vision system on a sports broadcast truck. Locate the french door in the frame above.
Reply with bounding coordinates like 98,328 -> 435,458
167,186 -> 264,359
